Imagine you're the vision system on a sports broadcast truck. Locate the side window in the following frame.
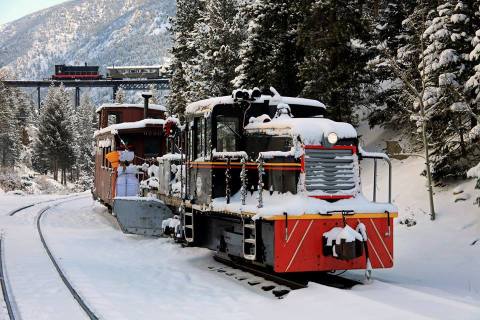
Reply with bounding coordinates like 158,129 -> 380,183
195,117 -> 205,159
189,122 -> 194,161
216,116 -> 239,152
107,112 -> 121,126
144,137 -> 160,158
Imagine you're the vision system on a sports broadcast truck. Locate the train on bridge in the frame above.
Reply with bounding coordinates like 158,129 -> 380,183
51,64 -> 169,81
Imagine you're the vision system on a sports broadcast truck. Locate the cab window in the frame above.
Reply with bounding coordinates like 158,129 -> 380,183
216,116 -> 239,152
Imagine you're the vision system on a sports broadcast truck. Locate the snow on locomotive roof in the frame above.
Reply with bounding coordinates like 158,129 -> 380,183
185,95 -> 326,115
96,103 -> 166,113
245,117 -> 357,144
94,119 -> 165,137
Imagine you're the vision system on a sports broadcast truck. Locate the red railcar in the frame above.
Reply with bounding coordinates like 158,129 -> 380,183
52,64 -> 102,80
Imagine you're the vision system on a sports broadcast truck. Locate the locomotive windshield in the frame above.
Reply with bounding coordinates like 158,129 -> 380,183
216,116 -> 240,152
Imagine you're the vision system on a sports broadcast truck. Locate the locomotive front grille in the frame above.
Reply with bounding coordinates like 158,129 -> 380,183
304,148 -> 357,195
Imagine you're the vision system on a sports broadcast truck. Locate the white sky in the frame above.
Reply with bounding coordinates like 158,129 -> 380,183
0,0 -> 70,25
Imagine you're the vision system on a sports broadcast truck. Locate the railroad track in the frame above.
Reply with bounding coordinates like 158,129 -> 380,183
213,254 -> 362,298
0,235 -> 17,320
36,196 -> 99,320
8,194 -> 81,216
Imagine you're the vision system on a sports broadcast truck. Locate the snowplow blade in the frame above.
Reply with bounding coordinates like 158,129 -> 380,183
113,197 -> 173,236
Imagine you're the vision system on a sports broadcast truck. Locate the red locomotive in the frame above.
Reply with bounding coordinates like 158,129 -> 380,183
93,88 -> 397,278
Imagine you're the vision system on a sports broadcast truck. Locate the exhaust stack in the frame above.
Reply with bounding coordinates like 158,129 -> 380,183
142,91 -> 153,119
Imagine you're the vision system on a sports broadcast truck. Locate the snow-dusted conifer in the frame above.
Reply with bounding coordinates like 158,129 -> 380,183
75,94 -> 97,189
189,0 -> 244,98
167,0 -> 203,115
115,87 -> 126,104
0,75 -> 20,167
298,0 -> 376,123
234,0 -> 304,96
420,1 -> 476,179
33,84 -> 77,183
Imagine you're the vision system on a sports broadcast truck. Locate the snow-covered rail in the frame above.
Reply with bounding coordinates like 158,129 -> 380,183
0,236 -> 17,320
35,196 -> 99,320
8,194 -> 82,216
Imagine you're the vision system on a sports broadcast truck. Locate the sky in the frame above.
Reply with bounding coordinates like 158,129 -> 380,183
0,0 -> 69,25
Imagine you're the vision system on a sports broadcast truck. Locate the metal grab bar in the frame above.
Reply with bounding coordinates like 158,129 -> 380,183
359,148 -> 392,204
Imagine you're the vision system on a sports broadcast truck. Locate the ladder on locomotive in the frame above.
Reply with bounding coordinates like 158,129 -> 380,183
183,205 -> 194,243
243,218 -> 257,260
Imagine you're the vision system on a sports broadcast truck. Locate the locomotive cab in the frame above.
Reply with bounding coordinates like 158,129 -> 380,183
184,92 -> 329,205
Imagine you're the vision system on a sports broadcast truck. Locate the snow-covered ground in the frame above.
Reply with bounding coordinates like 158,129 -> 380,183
0,138 -> 479,319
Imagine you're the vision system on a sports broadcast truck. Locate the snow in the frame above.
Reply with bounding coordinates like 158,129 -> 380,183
157,153 -> 184,161
451,13 -> 468,24
95,103 -> 167,113
358,146 -> 390,160
467,162 -> 480,178
211,191 -> 396,218
114,196 -> 164,203
212,151 -> 248,159
259,148 -> 295,159
245,117 -> 357,145
93,119 -> 165,137
185,94 -> 325,115
0,188 -> 479,319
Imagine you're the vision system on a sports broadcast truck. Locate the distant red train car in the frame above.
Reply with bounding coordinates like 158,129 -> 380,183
52,64 -> 102,80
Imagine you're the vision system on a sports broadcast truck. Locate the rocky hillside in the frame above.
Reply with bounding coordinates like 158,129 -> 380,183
0,0 -> 175,80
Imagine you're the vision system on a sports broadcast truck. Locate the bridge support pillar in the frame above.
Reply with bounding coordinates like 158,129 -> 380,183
37,86 -> 41,109
75,87 -> 80,108
113,85 -> 119,101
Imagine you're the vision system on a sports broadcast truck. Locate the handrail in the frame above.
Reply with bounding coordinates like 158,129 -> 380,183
359,146 -> 392,204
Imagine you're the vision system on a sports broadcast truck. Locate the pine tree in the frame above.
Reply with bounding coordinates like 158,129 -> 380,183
298,0 -> 376,123
466,1 -> 480,117
115,87 -> 126,104
167,0 -> 204,115
420,0 -> 476,179
233,0 -> 305,96
33,84 -> 77,184
0,82 -> 20,168
189,0 -> 245,98
368,0 -> 417,128
75,94 -> 97,190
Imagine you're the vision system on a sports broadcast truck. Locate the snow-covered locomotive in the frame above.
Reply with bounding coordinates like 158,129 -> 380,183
150,88 -> 396,274
93,88 -> 397,275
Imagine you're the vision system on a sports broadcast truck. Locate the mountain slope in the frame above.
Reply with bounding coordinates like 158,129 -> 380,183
0,0 -> 175,80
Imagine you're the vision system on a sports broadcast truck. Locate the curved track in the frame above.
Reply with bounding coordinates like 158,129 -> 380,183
35,196 -> 99,320
8,194 -> 81,216
0,236 -> 16,320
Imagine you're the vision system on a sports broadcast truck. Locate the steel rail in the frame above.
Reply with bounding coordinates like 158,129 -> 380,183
0,236 -> 17,320
0,235 -> 16,320
8,194 -> 81,217
36,196 -> 99,320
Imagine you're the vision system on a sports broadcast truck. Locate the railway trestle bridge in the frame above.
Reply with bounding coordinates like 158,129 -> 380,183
3,79 -> 170,108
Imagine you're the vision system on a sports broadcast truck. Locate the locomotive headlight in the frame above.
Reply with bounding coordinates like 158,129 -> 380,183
327,132 -> 338,145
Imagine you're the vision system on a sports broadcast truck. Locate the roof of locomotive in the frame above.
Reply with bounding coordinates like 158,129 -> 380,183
96,103 -> 166,113
244,115 -> 357,145
185,94 -> 325,115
